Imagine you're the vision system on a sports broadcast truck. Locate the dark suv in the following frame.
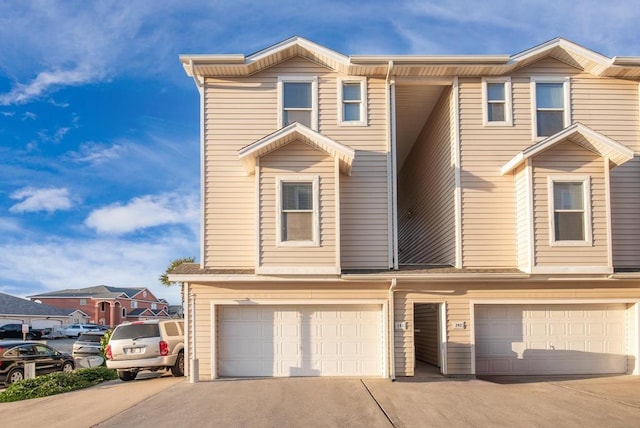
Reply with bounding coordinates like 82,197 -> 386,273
0,341 -> 75,384
0,323 -> 45,340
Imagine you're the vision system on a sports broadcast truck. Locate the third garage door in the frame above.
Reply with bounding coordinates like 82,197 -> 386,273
475,304 -> 628,375
218,305 -> 383,377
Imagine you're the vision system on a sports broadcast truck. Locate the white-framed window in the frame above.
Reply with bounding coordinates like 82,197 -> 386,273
277,76 -> 318,130
337,77 -> 367,126
275,175 -> 320,247
531,76 -> 571,139
79,298 -> 86,306
547,176 -> 592,246
131,300 -> 138,309
151,303 -> 157,310
482,77 -> 512,126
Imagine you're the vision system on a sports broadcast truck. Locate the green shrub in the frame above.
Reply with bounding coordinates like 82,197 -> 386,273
0,366 -> 118,402
100,329 -> 113,361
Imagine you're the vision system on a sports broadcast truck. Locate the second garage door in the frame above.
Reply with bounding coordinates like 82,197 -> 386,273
218,304 -> 383,377
475,304 -> 628,375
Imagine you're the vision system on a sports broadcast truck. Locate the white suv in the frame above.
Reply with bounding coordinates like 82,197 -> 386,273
105,319 -> 184,381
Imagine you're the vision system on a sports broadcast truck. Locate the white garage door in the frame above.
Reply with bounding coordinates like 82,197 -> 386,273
475,304 -> 628,375
218,305 -> 383,377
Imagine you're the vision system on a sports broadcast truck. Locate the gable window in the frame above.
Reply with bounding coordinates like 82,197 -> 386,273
482,77 -> 512,125
278,76 -> 318,130
532,77 -> 571,139
276,176 -> 319,246
548,176 -> 592,246
338,77 -> 367,126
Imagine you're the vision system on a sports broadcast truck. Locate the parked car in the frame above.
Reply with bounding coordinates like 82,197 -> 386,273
0,340 -> 74,384
0,323 -> 45,340
72,332 -> 106,358
64,324 -> 105,337
105,319 -> 184,381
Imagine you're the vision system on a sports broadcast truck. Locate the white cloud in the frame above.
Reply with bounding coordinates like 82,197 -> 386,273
0,234 -> 196,304
85,192 -> 199,235
22,112 -> 37,120
0,217 -> 21,232
67,142 -> 124,164
9,187 -> 74,214
0,67 -> 99,106
1,111 -> 15,117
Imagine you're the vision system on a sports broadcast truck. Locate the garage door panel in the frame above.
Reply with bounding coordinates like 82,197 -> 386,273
219,305 -> 383,377
475,304 -> 628,375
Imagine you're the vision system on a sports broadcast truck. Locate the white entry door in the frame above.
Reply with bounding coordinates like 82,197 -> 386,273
475,304 -> 628,375
218,304 -> 383,377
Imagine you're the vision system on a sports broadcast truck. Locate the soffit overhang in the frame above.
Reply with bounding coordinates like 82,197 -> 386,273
181,37 -> 640,80
501,123 -> 635,175
238,122 -> 355,176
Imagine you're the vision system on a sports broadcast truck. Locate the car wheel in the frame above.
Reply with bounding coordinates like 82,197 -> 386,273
62,362 -> 74,373
118,370 -> 137,381
171,351 -> 184,377
8,368 -> 24,384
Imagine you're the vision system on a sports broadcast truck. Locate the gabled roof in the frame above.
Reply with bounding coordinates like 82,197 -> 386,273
181,36 -> 351,79
28,285 -> 147,300
182,36 -> 640,80
0,292 -> 78,317
501,123 -> 635,175
238,122 -> 355,175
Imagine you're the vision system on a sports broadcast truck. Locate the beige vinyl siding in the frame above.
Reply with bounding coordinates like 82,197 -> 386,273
189,281 -> 388,380
458,77 -> 525,267
460,57 -> 639,268
203,56 -> 388,269
414,303 -> 439,366
514,164 -> 532,271
259,140 -> 336,268
571,73 -> 640,268
397,87 -> 456,265
532,142 -> 609,266
393,280 -> 640,377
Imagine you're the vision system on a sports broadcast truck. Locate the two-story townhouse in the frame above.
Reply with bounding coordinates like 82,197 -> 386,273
29,285 -> 170,327
172,37 -> 640,381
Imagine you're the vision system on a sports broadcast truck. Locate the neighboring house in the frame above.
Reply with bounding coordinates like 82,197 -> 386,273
28,285 -> 170,327
168,305 -> 184,318
171,36 -> 640,381
0,292 -> 88,331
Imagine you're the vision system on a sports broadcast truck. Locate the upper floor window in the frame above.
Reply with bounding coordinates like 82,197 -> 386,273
276,176 -> 319,247
482,77 -> 512,126
131,300 -> 138,309
278,76 -> 318,130
548,176 -> 592,246
531,77 -> 571,139
338,77 -> 367,126
79,298 -> 87,306
151,303 -> 157,310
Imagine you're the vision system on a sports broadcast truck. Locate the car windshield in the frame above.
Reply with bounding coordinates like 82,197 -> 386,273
78,333 -> 103,342
111,324 -> 159,340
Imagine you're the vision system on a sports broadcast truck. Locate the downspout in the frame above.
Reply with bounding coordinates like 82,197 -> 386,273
190,59 -> 206,269
189,288 -> 198,383
388,278 -> 397,381
385,60 -> 398,270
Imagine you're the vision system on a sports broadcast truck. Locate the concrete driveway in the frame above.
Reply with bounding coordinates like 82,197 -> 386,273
3,374 -> 640,427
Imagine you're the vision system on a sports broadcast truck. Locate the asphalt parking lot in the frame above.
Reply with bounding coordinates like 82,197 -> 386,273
3,340 -> 640,427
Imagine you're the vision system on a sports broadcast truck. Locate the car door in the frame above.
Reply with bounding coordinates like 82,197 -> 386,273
16,344 -> 39,373
34,344 -> 60,374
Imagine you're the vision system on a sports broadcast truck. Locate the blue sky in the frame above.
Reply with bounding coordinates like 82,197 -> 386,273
1,0 -> 638,304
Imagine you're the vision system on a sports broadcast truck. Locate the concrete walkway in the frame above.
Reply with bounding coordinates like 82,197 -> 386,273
3,374 -> 640,427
